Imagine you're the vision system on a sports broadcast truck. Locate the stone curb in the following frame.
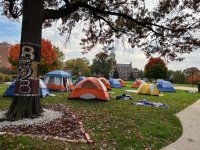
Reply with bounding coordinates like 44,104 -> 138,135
0,104 -> 94,144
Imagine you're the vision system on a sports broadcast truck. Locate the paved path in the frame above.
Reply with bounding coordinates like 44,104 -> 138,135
162,99 -> 200,150
174,86 -> 198,91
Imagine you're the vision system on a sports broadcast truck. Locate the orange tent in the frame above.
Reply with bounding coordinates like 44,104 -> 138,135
132,79 -> 144,88
117,79 -> 126,87
98,77 -> 111,90
68,77 -> 109,101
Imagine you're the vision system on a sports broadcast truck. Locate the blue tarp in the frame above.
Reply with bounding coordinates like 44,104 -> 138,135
156,80 -> 175,92
46,70 -> 71,78
109,79 -> 122,88
3,79 -> 50,97
133,99 -> 168,108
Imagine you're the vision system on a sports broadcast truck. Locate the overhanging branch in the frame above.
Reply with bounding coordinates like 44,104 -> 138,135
5,0 -> 20,19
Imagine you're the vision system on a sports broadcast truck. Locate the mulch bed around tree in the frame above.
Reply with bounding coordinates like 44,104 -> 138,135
0,104 -> 93,143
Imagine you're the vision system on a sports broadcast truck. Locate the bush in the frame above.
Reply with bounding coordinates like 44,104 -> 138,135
172,71 -> 186,84
4,74 -> 12,82
0,73 -> 5,83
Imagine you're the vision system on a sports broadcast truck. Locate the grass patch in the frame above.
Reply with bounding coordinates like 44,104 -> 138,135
0,82 -> 200,149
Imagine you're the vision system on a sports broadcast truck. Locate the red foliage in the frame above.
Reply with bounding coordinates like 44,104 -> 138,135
8,39 -> 58,72
40,39 -> 57,66
9,44 -> 20,63
187,74 -> 200,84
145,57 -> 166,69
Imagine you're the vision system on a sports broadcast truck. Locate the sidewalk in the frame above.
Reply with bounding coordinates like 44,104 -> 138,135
162,99 -> 200,150
174,86 -> 198,91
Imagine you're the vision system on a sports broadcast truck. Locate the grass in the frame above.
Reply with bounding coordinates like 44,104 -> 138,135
173,83 -> 197,88
0,82 -> 200,149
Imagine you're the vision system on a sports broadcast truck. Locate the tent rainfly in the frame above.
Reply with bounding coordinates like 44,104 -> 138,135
132,79 -> 145,88
44,70 -> 73,91
117,78 -> 126,87
98,77 -> 112,90
3,79 -> 50,97
109,79 -> 122,88
156,80 -> 176,92
75,76 -> 86,85
136,83 -> 160,96
68,77 -> 109,101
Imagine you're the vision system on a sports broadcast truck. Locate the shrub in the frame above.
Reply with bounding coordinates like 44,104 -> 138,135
172,71 -> 186,84
4,74 -> 12,82
0,73 -> 5,83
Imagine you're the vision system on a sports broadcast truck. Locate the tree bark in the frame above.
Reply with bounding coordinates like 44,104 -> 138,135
6,0 -> 43,120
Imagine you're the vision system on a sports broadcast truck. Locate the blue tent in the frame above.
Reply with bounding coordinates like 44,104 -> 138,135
44,70 -> 73,91
3,79 -> 50,97
46,70 -> 71,78
75,76 -> 86,85
109,79 -> 122,88
156,80 -> 175,92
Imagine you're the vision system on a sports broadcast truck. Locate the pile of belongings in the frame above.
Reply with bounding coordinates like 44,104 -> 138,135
185,90 -> 197,93
115,93 -> 133,100
133,99 -> 168,108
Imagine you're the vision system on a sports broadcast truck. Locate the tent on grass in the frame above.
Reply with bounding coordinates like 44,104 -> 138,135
117,78 -> 126,87
98,77 -> 111,90
156,80 -> 175,92
136,83 -> 160,96
75,76 -> 86,85
132,79 -> 145,88
3,79 -> 50,97
44,70 -> 73,91
68,77 -> 109,101
109,79 -> 122,88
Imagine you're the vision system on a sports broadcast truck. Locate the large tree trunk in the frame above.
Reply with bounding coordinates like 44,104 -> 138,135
6,0 -> 43,120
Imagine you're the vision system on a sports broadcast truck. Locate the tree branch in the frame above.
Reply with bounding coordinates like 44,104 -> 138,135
43,2 -> 79,20
75,2 -> 190,32
5,0 -> 20,19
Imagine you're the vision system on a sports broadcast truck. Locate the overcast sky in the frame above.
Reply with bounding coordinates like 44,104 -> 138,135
0,9 -> 199,71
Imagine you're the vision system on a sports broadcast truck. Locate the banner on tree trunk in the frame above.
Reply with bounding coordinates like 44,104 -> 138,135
15,43 -> 40,96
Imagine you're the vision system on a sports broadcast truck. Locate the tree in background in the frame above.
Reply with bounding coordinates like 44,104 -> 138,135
53,46 -> 65,70
144,57 -> 168,80
187,74 -> 200,85
139,70 -> 144,79
8,39 -> 60,75
91,52 -> 112,79
183,67 -> 200,86
2,0 -> 200,120
65,58 -> 91,77
113,68 -> 119,79
171,71 -> 186,84
129,72 -> 134,81
166,70 -> 174,82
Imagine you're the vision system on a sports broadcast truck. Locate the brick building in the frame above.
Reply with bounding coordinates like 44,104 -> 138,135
116,63 -> 132,80
109,47 -> 140,80
0,42 -> 12,69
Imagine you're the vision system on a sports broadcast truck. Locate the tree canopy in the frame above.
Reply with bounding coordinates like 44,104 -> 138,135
91,52 -> 112,78
144,57 -> 168,80
2,0 -> 200,62
53,46 -> 65,69
113,68 -> 119,79
8,39 -> 61,75
65,57 -> 91,77
172,70 -> 186,84
183,67 -> 200,86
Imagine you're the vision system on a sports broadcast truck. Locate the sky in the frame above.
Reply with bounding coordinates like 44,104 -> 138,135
0,9 -> 199,71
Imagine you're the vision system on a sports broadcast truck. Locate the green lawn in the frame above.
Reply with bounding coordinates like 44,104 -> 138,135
173,83 -> 198,88
0,82 -> 200,149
